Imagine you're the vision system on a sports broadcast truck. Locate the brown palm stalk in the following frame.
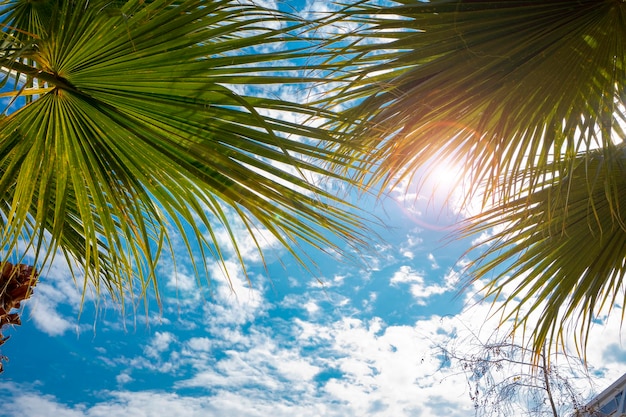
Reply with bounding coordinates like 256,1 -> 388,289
0,262 -> 38,373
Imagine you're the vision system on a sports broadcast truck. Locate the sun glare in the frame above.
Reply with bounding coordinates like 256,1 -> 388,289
429,161 -> 464,196
390,157 -> 475,231
392,154 -> 482,229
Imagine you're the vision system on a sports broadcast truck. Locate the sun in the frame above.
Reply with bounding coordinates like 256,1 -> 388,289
429,161 -> 464,195
389,153 -> 481,225
388,161 -> 470,231
415,156 -> 468,207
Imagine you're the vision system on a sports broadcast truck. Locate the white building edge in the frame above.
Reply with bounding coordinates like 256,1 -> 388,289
577,373 -> 626,417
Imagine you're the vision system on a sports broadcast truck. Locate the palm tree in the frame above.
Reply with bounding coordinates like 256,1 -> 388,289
0,0 -> 368,311
325,0 -> 626,358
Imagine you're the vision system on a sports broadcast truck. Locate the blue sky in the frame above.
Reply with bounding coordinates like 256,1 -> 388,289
2,172 -> 624,416
1,1 -> 626,416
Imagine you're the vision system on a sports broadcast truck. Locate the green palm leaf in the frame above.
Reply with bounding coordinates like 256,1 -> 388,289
461,145 -> 626,359
324,0 -> 626,357
327,0 -> 625,199
0,0 -> 368,308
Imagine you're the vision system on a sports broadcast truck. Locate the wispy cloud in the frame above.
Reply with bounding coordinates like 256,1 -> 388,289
390,265 -> 454,305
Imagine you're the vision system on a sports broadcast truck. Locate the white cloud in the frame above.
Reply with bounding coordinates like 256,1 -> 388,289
302,316 -> 473,416
213,225 -> 282,265
144,331 -> 176,359
204,260 -> 265,326
303,300 -> 319,315
312,274 -> 347,288
390,265 -> 424,285
280,290 -> 354,318
175,330 -> 321,393
427,253 -> 439,270
0,385 -> 88,417
390,265 -> 453,305
2,295 -> 623,417
166,271 -> 197,294
397,229 -> 424,260
27,296 -> 74,336
115,372 -> 133,385
186,337 -> 212,352
0,310 -> 469,416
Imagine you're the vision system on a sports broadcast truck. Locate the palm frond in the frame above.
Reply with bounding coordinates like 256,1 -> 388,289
0,0 -> 370,308
322,0 -> 626,358
326,0 -> 626,203
461,145 -> 626,359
